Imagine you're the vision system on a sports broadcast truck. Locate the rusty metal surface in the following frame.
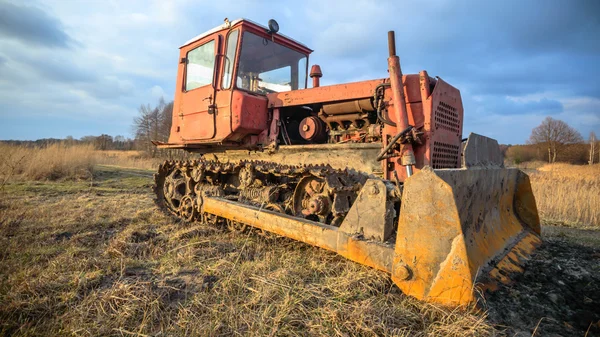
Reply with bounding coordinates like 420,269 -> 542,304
266,79 -> 385,108
153,26 -> 543,307
386,31 -> 415,170
339,179 -> 395,242
154,158 -> 397,274
170,19 -> 312,147
154,159 -> 370,227
164,25 -> 468,188
220,143 -> 383,175
427,78 -> 464,170
230,90 -> 269,138
309,64 -> 322,88
462,133 -> 504,168
321,98 -> 374,115
154,157 -> 541,307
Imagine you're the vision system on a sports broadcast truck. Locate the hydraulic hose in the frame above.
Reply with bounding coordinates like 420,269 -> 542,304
374,83 -> 396,127
376,125 -> 413,161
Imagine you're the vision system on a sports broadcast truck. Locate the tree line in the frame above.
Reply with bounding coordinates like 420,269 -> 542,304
504,117 -> 598,165
2,98 -> 174,156
1,134 -> 137,151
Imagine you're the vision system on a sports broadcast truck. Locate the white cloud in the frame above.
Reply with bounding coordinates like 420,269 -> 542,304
151,85 -> 166,99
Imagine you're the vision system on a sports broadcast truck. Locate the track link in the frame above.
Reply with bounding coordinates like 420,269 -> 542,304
153,159 -> 369,229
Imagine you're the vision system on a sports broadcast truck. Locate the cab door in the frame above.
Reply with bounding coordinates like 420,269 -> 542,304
178,37 -> 220,140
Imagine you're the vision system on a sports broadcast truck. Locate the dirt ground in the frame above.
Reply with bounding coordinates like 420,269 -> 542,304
486,226 -> 600,336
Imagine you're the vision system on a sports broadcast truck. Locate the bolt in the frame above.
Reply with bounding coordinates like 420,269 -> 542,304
369,184 -> 379,195
302,124 -> 310,132
308,199 -> 322,213
395,263 -> 412,281
308,196 -> 328,215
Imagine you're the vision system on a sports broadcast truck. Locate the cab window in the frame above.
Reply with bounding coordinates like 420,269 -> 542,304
257,66 -> 291,92
222,30 -> 239,90
237,31 -> 307,94
185,40 -> 215,91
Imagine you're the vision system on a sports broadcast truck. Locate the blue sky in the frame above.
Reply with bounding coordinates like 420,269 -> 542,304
0,0 -> 598,144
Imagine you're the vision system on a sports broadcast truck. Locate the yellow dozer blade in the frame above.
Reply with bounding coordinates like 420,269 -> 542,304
198,134 -> 541,306
391,167 -> 541,305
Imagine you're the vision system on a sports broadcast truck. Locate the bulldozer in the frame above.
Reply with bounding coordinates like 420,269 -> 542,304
152,18 -> 541,306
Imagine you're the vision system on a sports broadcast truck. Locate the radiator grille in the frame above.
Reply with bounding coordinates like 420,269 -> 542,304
432,141 -> 460,169
434,101 -> 460,134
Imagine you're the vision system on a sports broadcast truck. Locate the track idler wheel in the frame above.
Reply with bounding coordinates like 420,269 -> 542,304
163,167 -> 191,211
293,176 -> 332,223
179,195 -> 197,222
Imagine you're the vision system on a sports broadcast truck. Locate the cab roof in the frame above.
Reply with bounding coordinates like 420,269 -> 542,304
180,18 -> 312,52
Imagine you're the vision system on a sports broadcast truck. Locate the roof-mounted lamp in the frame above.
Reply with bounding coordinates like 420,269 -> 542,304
267,19 -> 279,34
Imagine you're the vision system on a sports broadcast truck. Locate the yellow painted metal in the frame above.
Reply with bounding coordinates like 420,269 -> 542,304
392,167 -> 541,305
202,197 -> 395,273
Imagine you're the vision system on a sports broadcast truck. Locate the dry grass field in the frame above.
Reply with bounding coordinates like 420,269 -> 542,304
0,144 -> 163,185
529,163 -> 600,227
0,143 -> 96,183
93,150 -> 163,171
0,144 -> 599,336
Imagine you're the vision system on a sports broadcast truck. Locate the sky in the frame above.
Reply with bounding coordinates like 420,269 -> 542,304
0,0 -> 599,144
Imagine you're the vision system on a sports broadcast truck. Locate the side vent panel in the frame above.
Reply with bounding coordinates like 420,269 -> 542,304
432,141 -> 460,169
434,101 -> 460,134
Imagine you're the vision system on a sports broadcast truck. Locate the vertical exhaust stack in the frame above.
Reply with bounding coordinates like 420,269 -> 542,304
386,31 -> 416,176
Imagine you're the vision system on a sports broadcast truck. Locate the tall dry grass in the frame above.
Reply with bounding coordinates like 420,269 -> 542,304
93,150 -> 161,170
530,163 -> 600,227
0,143 -> 191,184
93,149 -> 196,170
0,143 -> 95,182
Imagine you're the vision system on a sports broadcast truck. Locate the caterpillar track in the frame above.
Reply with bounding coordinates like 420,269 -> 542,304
153,159 -> 400,235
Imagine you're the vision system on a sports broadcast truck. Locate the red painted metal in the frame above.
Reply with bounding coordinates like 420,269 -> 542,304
310,64 -> 322,88
299,116 -> 326,142
267,79 -> 385,108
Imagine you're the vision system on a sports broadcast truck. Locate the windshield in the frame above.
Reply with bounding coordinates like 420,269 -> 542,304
237,31 -> 307,94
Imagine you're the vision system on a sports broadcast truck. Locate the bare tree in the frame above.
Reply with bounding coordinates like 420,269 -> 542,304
528,117 -> 583,163
133,98 -> 173,157
80,135 -> 98,145
95,134 -> 113,150
590,131 -> 598,165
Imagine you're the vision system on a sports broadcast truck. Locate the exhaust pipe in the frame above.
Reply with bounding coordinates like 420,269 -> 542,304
387,31 -> 416,177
